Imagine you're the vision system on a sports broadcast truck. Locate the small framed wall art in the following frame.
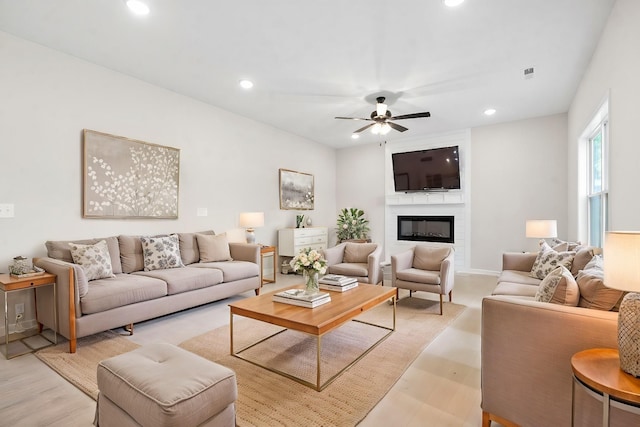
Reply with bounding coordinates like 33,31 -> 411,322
279,168 -> 314,210
83,129 -> 180,219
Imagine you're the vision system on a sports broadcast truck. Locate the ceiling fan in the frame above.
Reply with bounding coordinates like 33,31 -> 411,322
335,96 -> 431,135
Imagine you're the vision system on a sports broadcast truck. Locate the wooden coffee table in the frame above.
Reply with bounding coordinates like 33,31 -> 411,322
229,283 -> 396,391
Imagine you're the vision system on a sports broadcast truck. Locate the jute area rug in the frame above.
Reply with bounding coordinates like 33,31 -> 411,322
36,297 -> 464,426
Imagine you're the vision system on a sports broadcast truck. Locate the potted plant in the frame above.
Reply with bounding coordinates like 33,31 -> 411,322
336,208 -> 370,242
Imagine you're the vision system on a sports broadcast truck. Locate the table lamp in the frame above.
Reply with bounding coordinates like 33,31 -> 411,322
239,212 -> 264,244
525,219 -> 558,240
603,231 -> 640,377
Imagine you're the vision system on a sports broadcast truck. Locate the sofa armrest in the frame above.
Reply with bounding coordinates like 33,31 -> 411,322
33,257 -> 82,352
439,250 -> 455,294
391,249 -> 414,279
322,243 -> 346,266
366,245 -> 383,284
501,251 -> 537,272
481,296 -> 618,427
229,243 -> 260,265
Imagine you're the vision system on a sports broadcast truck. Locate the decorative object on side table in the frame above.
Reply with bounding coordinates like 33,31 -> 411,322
336,208 -> 370,242
239,212 -> 265,244
296,214 -> 305,228
603,231 -> 640,377
289,247 -> 328,295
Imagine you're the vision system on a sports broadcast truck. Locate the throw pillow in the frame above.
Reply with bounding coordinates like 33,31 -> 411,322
69,239 -> 115,282
570,246 -> 596,276
197,233 -> 233,262
550,238 -> 582,251
576,255 -> 625,311
529,241 -> 575,280
140,234 -> 185,271
343,242 -> 377,263
534,266 -> 580,306
413,245 -> 452,271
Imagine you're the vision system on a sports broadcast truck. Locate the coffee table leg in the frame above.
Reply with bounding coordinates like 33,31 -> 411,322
317,335 -> 321,391
229,311 -> 234,355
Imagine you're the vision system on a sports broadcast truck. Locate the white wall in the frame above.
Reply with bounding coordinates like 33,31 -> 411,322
0,32 -> 336,322
470,114 -> 568,271
568,0 -> 640,238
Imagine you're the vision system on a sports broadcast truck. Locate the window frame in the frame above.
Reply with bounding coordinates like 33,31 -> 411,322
586,119 -> 609,247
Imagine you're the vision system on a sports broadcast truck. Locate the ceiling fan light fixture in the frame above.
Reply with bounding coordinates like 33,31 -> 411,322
484,108 -> 497,116
376,102 -> 388,117
371,123 -> 382,135
126,0 -> 150,15
380,123 -> 392,135
239,79 -> 254,89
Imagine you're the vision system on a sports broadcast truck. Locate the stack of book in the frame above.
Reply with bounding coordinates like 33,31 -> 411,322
272,289 -> 331,308
319,274 -> 358,292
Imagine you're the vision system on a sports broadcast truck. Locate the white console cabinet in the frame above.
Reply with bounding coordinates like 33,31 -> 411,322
278,227 -> 328,257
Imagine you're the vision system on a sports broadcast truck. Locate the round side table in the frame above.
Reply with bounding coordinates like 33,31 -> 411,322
571,348 -> 640,427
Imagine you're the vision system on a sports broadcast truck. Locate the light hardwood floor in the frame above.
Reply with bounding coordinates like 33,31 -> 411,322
0,272 -> 499,426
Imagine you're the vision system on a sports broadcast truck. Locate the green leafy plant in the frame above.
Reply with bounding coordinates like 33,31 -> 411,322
336,208 -> 370,242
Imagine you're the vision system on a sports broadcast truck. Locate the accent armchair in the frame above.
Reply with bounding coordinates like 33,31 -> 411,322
321,242 -> 383,284
391,245 -> 455,314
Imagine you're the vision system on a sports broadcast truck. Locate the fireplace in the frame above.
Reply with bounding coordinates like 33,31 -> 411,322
397,215 -> 454,244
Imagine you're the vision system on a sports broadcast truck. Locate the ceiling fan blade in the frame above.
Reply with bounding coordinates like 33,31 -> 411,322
335,116 -> 372,121
389,112 -> 431,120
354,123 -> 376,133
387,121 -> 408,132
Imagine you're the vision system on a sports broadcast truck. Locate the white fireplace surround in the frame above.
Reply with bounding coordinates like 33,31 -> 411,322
384,130 -> 471,271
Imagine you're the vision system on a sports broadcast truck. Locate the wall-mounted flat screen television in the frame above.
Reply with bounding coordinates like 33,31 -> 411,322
392,145 -> 460,192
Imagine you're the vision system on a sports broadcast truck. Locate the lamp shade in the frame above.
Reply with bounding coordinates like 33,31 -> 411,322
604,231 -> 640,292
239,212 -> 264,229
525,220 -> 558,239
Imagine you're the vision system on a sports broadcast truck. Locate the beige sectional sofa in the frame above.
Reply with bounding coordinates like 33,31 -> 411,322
481,249 -> 640,427
34,232 -> 260,353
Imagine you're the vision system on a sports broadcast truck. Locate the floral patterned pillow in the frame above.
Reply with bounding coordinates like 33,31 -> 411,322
535,266 -> 580,306
529,241 -> 575,279
141,234 -> 185,271
69,239 -> 115,281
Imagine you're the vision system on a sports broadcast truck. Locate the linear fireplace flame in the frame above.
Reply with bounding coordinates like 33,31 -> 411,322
397,215 -> 454,244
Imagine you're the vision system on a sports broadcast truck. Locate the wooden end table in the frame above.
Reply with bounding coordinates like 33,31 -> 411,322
0,272 -> 57,359
571,348 -> 640,426
259,245 -> 277,285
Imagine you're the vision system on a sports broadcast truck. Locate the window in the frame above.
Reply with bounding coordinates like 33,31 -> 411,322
587,121 -> 608,247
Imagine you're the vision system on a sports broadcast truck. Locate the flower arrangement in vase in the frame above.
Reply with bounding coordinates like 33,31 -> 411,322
289,247 -> 328,295
336,208 -> 370,242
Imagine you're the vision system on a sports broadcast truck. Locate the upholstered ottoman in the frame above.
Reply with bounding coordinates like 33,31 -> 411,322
95,343 -> 237,427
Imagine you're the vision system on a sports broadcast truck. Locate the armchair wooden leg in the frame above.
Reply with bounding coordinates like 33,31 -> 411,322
439,294 -> 443,315
482,411 -> 491,427
482,411 -> 519,427
124,323 -> 134,335
449,290 -> 453,302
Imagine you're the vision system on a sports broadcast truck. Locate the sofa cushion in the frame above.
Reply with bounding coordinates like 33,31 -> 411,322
189,261 -> 259,282
535,266 -> 580,306
69,239 -> 116,282
396,268 -> 441,285
178,230 -> 215,265
343,243 -> 377,263
197,233 -> 233,262
134,267 -> 223,295
327,262 -> 368,278
576,255 -> 625,311
492,282 -> 539,297
413,246 -> 451,271
80,274 -> 168,315
141,234 -> 185,271
46,236 -> 123,274
498,270 -> 542,287
119,235 -> 145,273
529,241 -> 575,279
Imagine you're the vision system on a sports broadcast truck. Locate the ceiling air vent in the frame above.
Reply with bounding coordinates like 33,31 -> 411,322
524,67 -> 534,79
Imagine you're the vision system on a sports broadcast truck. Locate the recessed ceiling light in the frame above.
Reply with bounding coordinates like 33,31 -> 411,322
484,108 -> 497,116
351,134 -> 360,140
239,79 -> 254,90
443,0 -> 464,7
126,0 -> 150,15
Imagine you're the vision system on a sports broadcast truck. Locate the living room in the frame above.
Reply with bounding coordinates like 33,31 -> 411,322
1,0 -> 640,425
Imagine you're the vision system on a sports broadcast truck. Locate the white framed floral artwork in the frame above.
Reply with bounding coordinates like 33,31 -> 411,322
82,129 -> 180,218
279,168 -> 314,210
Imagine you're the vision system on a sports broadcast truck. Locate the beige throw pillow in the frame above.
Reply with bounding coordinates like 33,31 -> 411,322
529,241 -> 575,280
576,255 -> 625,311
413,246 -> 452,271
534,266 -> 580,306
197,233 -> 233,262
69,239 -> 115,283
343,242 -> 377,263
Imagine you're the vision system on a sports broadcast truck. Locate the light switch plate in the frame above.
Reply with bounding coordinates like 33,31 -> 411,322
0,203 -> 14,218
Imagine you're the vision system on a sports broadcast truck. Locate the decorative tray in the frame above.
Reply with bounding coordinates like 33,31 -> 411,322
10,271 -> 46,278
